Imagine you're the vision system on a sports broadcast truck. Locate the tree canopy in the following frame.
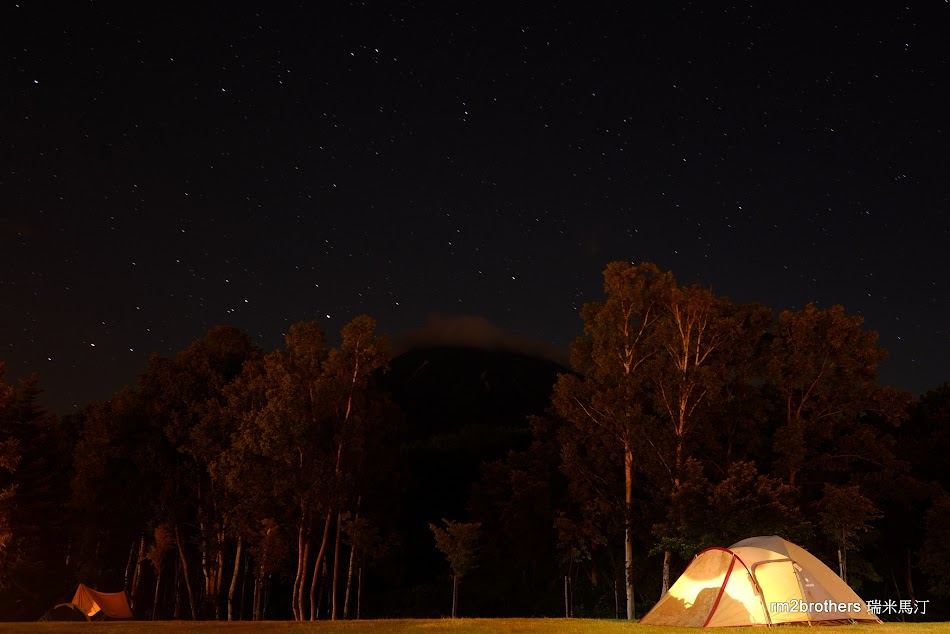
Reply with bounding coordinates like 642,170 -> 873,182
1,262 -> 947,621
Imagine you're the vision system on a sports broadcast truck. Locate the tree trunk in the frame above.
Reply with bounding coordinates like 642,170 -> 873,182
624,440 -> 635,620
124,539 -> 136,594
331,512 -> 342,619
209,533 -> 224,621
130,534 -> 146,610
252,573 -> 259,621
662,550 -> 671,595
343,544 -> 356,618
175,524 -> 197,620
564,575 -> 569,618
300,531 -> 311,618
452,573 -> 458,618
240,546 -> 250,621
263,574 -> 271,619
309,510 -> 333,619
343,499 -> 360,619
256,533 -> 270,622
227,536 -> 242,621
292,521 -> 304,621
215,532 -> 225,619
357,559 -> 363,620
199,520 -> 210,618
124,534 -> 145,609
568,574 -> 573,617
173,556 -> 181,618
254,559 -> 264,621
152,569 -> 162,620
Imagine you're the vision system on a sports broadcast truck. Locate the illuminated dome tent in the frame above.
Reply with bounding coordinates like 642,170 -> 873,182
640,536 -> 881,627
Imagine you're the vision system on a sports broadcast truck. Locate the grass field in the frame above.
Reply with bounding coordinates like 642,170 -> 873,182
0,620 -> 946,634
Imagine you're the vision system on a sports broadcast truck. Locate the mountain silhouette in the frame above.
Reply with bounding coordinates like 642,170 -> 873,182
379,344 -> 568,614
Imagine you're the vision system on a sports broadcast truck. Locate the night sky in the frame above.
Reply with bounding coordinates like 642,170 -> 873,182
4,2 -> 948,414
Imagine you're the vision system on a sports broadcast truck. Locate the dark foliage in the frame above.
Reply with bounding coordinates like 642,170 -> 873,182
0,265 -> 947,621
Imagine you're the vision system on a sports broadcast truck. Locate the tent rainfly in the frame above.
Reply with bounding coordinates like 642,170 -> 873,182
640,535 -> 881,627
68,584 -> 133,619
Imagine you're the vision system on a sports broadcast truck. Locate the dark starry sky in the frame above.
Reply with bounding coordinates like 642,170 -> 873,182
3,2 -> 948,414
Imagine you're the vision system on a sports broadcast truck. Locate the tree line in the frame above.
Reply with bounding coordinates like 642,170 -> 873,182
1,261 -> 949,621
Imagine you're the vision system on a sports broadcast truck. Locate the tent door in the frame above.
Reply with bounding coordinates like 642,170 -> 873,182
751,559 -> 810,624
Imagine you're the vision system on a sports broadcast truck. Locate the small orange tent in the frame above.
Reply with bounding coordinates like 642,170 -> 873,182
640,536 -> 880,627
69,583 -> 133,619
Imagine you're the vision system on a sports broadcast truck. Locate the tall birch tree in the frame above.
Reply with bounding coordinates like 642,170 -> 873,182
552,261 -> 674,620
311,315 -> 389,620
